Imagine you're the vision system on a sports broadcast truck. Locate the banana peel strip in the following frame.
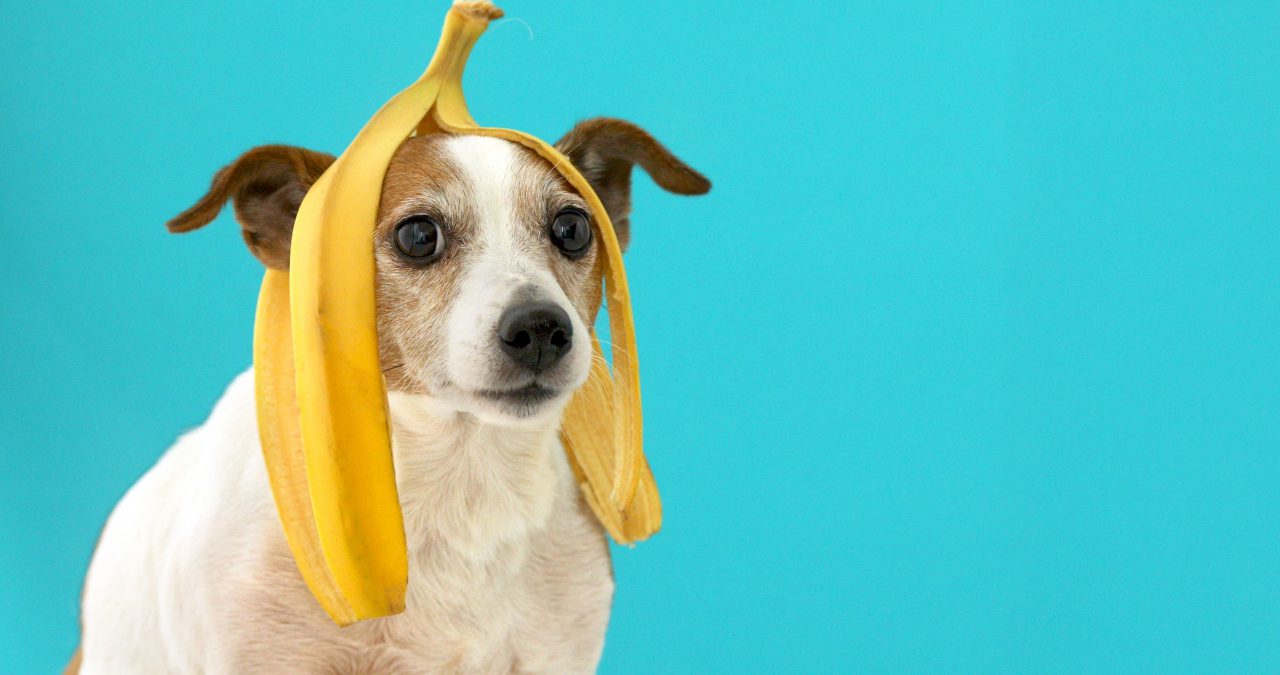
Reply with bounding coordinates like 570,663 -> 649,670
252,1 -> 660,625
254,269 -> 358,625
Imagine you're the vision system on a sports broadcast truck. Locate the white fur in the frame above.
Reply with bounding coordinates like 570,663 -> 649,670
80,137 -> 614,673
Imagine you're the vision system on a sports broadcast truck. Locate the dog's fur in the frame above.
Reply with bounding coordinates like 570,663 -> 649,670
74,120 -> 708,674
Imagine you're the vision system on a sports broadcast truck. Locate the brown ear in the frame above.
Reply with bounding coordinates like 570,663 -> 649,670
166,145 -> 335,270
555,118 -> 710,251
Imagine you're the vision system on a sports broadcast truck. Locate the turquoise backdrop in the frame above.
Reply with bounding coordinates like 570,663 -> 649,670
2,1 -> 1277,672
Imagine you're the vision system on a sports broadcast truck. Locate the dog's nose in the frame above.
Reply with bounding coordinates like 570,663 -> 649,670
497,302 -> 574,373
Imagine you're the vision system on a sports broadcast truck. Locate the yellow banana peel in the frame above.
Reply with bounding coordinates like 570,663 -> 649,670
255,0 -> 660,626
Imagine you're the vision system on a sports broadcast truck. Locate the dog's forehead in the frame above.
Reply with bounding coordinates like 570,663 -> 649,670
445,134 -> 524,199
378,134 -> 574,237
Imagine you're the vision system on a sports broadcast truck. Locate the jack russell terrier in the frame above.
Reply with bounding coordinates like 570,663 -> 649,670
72,118 -> 710,674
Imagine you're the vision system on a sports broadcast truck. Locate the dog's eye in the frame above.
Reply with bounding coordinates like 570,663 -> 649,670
549,208 -> 592,257
394,216 -> 444,262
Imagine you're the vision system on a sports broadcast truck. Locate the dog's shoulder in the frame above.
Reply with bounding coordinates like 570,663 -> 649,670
81,370 -> 281,671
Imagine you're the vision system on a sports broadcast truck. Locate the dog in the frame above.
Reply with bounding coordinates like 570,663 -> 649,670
72,118 -> 709,674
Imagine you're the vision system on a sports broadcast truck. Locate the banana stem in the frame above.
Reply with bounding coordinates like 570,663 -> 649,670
416,2 -> 503,134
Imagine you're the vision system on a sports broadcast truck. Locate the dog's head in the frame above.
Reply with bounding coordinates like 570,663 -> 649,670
169,119 -> 709,425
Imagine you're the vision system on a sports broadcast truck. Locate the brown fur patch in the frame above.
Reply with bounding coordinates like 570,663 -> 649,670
374,135 -> 473,394
63,647 -> 81,675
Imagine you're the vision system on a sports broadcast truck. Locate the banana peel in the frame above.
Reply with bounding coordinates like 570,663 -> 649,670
255,0 -> 660,625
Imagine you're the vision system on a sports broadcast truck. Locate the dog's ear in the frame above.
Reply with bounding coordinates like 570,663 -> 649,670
166,145 -> 335,270
555,118 -> 710,251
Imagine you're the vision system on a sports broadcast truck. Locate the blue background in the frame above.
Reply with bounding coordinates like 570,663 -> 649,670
2,1 -> 1277,672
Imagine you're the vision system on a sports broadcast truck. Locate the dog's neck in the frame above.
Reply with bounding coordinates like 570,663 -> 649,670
386,392 -> 565,563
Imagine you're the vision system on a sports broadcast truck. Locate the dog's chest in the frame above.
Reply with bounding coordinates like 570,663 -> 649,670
326,498 -> 614,674
214,415 -> 613,673
332,412 -> 615,673
348,531 -> 607,673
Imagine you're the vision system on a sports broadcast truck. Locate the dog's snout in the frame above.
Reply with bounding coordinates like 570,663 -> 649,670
497,302 -> 573,373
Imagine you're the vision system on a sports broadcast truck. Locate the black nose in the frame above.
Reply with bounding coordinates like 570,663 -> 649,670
497,302 -> 574,373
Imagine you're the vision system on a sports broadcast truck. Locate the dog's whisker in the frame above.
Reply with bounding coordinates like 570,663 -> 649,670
382,363 -> 406,373
592,340 -> 632,360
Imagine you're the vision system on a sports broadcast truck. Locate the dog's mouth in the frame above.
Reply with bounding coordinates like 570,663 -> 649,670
474,382 -> 560,405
